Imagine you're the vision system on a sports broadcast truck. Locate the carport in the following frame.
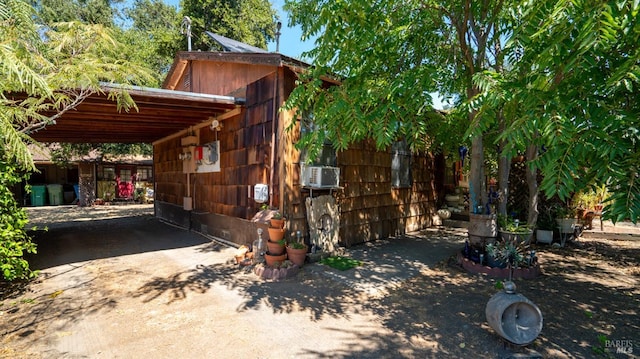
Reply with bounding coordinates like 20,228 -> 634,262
29,84 -> 244,144
26,84 -> 244,206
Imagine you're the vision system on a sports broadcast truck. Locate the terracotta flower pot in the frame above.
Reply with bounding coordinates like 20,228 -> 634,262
286,245 -> 307,267
266,240 -> 285,255
269,218 -> 286,229
264,252 -> 287,268
268,227 -> 285,242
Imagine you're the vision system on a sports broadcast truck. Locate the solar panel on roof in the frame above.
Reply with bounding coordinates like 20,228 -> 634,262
205,32 -> 268,53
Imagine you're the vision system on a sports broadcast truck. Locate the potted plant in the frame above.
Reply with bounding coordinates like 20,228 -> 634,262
555,205 -> 578,234
536,205 -> 556,244
486,238 -> 529,269
264,251 -> 287,267
267,226 -> 286,242
286,239 -> 308,267
269,210 -> 286,229
497,214 -> 534,244
485,242 -> 506,268
266,238 -> 285,255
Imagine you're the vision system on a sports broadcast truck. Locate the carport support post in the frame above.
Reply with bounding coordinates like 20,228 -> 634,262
78,162 -> 95,206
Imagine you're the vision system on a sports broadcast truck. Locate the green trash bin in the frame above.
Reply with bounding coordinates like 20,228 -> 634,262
47,184 -> 63,206
31,185 -> 47,206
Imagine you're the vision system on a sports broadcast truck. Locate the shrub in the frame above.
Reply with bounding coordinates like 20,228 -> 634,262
0,160 -> 37,281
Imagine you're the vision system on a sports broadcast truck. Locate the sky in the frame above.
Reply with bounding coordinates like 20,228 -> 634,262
163,0 -> 314,59
265,0 -> 316,59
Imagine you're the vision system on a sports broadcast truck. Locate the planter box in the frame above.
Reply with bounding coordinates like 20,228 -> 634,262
536,229 -> 554,244
499,230 -> 533,244
556,218 -> 578,234
457,252 -> 541,279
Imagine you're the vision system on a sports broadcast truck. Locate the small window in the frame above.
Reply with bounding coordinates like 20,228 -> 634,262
119,169 -> 132,183
98,166 -> 115,180
137,167 -> 153,181
300,112 -> 337,166
391,140 -> 412,188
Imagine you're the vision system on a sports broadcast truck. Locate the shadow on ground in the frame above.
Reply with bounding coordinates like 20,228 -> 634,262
26,216 -> 213,270
7,211 -> 639,359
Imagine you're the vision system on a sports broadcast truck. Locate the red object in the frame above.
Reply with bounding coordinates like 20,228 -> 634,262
194,146 -> 203,161
118,181 -> 134,199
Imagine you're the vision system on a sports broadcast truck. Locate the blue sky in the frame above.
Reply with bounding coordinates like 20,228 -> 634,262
163,0 -> 314,59
265,0 -> 316,58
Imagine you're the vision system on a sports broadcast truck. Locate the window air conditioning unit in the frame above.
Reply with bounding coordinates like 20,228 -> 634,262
301,166 -> 340,188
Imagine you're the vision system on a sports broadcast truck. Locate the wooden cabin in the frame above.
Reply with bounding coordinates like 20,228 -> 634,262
153,47 -> 440,249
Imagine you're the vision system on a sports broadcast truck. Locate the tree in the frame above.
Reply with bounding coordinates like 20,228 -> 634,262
284,0 -> 640,223
30,0 -> 121,26
29,0 -> 170,160
483,0 -> 640,222
0,0 -> 152,280
48,143 -> 153,169
283,0 -> 512,212
180,0 -> 278,51
121,0 -> 182,79
29,0 -> 279,161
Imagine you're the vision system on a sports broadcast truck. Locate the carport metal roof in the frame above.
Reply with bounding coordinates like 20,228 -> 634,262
29,84 -> 244,144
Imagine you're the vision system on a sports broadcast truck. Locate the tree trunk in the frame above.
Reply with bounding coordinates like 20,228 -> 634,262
526,143 -> 539,225
498,152 -> 509,216
469,133 -> 485,213
497,112 -> 509,216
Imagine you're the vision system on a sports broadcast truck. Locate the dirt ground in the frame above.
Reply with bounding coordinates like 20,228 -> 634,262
1,204 -> 639,358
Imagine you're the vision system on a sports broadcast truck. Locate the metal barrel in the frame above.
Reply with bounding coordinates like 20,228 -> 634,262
468,213 -> 497,245
485,291 -> 543,345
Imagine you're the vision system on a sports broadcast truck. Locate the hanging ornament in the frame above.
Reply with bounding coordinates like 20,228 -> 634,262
459,146 -> 468,166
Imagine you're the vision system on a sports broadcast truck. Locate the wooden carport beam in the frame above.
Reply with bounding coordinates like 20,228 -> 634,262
152,107 -> 242,145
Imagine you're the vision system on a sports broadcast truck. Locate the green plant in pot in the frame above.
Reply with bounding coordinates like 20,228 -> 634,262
555,205 -> 578,235
485,242 -> 506,268
266,238 -> 285,255
269,210 -> 286,229
497,214 -> 533,244
536,205 -> 556,245
286,233 -> 308,267
486,238 -> 530,269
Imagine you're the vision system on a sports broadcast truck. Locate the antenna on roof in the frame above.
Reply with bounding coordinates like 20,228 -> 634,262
275,21 -> 282,53
181,16 -> 192,51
